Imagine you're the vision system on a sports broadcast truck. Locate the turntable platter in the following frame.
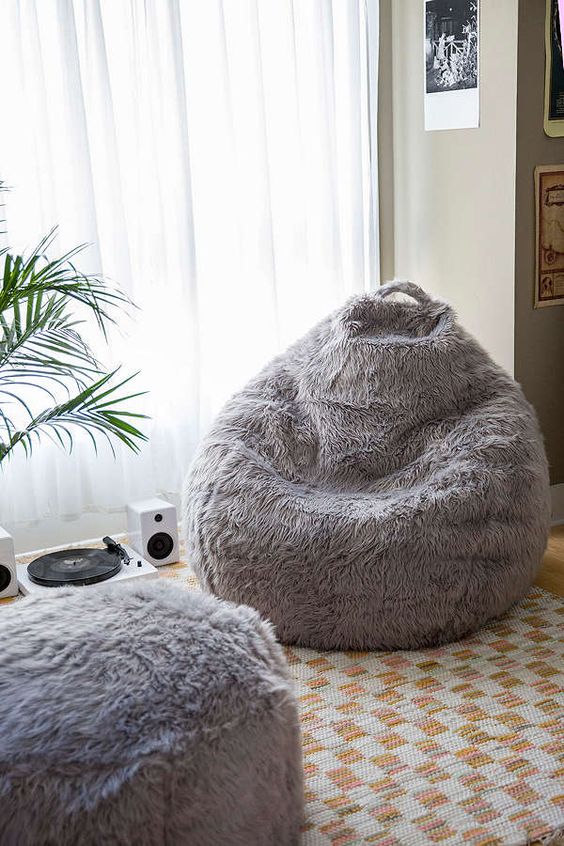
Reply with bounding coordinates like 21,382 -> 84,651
27,548 -> 122,587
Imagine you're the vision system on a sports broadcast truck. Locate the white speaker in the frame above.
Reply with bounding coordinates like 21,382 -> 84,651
126,497 -> 179,567
0,527 -> 17,598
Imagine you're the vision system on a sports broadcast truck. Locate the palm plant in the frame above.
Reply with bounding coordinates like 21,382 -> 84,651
0,191 -> 148,464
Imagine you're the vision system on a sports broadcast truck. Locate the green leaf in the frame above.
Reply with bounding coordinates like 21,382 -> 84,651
0,223 -> 150,463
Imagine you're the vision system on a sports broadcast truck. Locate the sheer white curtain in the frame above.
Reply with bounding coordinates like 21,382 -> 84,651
0,0 -> 379,547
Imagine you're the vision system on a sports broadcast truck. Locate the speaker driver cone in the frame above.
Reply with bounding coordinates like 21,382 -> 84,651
0,564 -> 12,593
147,532 -> 174,560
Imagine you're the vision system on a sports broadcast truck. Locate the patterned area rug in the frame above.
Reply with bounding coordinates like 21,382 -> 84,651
160,561 -> 564,846
8,550 -> 564,845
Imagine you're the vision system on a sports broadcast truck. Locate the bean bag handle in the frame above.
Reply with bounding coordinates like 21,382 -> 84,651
376,280 -> 435,307
375,280 -> 452,322
340,280 -> 452,339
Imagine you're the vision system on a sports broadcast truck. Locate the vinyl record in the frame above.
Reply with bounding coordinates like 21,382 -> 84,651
27,548 -> 122,587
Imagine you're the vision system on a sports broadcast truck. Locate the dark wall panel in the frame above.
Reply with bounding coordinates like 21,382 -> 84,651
515,0 -> 564,484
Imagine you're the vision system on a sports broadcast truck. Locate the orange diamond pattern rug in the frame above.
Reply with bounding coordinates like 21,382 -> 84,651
159,561 -> 564,846
8,549 -> 564,845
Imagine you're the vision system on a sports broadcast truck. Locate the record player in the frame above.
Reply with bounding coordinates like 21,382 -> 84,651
17,536 -> 159,596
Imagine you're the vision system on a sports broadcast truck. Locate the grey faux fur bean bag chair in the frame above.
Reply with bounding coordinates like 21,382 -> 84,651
0,582 -> 303,846
184,281 -> 551,651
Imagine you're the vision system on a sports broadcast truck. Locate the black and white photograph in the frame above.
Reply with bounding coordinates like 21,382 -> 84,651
425,0 -> 478,94
424,0 -> 480,131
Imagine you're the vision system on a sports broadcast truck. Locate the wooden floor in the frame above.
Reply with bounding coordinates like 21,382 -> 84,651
535,524 -> 564,597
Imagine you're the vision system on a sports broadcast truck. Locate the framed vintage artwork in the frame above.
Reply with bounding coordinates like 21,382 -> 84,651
424,0 -> 479,132
544,0 -> 564,136
535,165 -> 564,307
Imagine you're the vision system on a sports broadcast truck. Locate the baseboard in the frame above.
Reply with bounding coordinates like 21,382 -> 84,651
551,483 -> 564,525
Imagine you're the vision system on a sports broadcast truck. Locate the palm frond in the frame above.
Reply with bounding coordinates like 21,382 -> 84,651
0,370 -> 149,463
0,228 -> 133,338
0,288 -> 101,391
0,199 -> 149,464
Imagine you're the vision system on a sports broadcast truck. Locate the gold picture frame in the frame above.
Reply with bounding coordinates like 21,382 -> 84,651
535,165 -> 564,307
544,0 -> 564,136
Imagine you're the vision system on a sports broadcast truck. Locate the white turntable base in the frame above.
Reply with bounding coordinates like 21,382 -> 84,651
17,544 -> 159,596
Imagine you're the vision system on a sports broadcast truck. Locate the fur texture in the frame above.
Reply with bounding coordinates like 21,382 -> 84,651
0,582 -> 303,845
183,281 -> 551,650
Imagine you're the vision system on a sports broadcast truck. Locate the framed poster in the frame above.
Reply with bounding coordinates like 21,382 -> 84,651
544,0 -> 564,136
535,165 -> 564,308
424,0 -> 479,132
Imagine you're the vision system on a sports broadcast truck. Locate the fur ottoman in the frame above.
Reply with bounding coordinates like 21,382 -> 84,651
183,281 -> 551,651
0,582 -> 303,845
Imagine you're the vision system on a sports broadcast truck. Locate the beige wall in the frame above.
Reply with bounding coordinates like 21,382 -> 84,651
389,0 -> 519,375
378,0 -> 395,282
515,0 -> 564,485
